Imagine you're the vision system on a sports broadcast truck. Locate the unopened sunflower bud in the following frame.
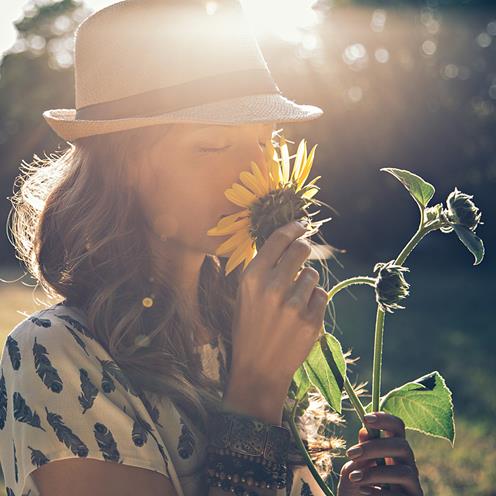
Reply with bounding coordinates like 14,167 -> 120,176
373,260 -> 411,314
424,203 -> 443,223
445,187 -> 482,232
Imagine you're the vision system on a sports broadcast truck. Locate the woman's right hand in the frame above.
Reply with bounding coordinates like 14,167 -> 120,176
228,220 -> 328,398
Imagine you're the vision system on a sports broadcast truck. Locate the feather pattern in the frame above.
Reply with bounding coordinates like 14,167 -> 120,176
28,316 -> 51,328
0,370 -> 7,430
44,406 -> 89,457
93,422 -> 121,462
300,479 -> 313,496
6,336 -> 21,370
13,440 -> 18,483
286,465 -> 294,496
5,487 -> 15,496
64,325 -> 89,356
139,392 -> 163,428
97,358 -> 139,397
54,314 -> 93,339
78,368 -> 98,414
131,412 -> 153,447
32,337 -> 63,393
28,446 -> 50,467
177,416 -> 195,459
13,392 -> 46,431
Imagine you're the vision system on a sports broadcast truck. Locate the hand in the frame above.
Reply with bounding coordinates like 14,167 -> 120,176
337,412 -> 424,496
228,220 -> 328,394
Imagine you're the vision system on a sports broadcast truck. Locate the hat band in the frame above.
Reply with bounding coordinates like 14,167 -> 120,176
75,68 -> 281,121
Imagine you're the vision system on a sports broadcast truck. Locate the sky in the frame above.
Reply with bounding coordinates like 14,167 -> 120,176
0,0 -> 114,57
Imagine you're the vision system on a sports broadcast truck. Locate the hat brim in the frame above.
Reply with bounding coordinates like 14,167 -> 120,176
42,93 -> 324,142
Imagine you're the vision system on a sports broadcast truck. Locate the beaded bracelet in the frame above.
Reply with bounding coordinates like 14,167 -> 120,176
206,411 -> 291,493
207,448 -> 287,489
207,473 -> 262,495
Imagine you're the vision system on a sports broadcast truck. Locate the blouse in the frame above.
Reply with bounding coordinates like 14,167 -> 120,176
0,301 -> 324,496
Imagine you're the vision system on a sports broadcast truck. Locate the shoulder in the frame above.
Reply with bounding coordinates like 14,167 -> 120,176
6,301 -> 92,349
1,302 -> 105,389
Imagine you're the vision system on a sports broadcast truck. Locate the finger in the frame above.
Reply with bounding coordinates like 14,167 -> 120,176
285,266 -> 320,308
363,412 -> 406,438
346,437 -> 416,466
255,221 -> 306,271
348,464 -> 421,495
340,458 -> 377,480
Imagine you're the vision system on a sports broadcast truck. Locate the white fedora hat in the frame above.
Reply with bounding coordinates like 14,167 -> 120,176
42,0 -> 324,142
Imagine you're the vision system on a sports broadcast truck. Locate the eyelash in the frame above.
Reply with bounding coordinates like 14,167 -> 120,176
199,142 -> 267,153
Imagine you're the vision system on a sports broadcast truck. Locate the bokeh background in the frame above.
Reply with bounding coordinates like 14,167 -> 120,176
0,0 -> 494,494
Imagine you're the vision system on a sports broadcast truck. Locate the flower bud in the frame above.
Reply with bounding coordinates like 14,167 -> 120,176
445,187 -> 482,232
373,260 -> 411,314
424,203 -> 443,224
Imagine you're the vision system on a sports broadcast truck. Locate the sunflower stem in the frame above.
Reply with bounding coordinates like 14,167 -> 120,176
326,276 -> 376,302
369,217 -> 444,471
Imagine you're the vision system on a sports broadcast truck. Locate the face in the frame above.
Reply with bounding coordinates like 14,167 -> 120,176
135,122 -> 276,255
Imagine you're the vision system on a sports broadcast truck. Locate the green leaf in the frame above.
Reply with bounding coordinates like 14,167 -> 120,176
452,224 -> 485,265
365,371 -> 455,445
381,168 -> 435,210
292,364 -> 311,403
303,333 -> 346,413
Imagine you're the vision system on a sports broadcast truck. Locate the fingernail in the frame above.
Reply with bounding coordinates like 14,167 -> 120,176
349,470 -> 363,482
346,446 -> 363,459
364,413 -> 378,423
359,488 -> 372,496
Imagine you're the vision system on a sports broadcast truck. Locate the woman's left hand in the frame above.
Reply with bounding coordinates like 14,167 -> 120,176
337,411 -> 424,496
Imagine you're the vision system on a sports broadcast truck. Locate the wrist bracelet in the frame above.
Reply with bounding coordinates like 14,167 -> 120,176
207,449 -> 287,489
207,411 -> 291,465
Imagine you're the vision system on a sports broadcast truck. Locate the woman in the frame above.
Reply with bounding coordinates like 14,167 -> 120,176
0,1 -> 424,495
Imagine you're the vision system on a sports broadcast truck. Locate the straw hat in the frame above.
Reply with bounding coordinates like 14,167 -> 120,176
42,0 -> 324,142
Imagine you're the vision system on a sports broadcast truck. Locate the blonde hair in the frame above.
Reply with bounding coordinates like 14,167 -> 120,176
9,123 -> 358,479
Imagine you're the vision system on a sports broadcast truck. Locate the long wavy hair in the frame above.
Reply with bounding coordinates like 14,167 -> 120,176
9,123 -> 364,480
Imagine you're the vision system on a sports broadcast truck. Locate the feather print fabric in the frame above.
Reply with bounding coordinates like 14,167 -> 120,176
0,303 -> 324,496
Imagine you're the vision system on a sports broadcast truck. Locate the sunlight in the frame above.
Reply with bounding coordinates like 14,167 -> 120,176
238,0 -> 323,45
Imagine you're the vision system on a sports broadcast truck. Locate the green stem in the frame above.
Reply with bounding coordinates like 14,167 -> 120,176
285,403 -> 336,496
370,218 -> 443,465
323,277 -> 380,435
326,276 -> 376,302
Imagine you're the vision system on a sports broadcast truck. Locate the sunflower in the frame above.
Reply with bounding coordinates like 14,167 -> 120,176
207,132 -> 333,276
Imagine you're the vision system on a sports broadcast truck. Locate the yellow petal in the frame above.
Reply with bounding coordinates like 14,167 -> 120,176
207,216 -> 250,236
290,139 -> 306,184
297,144 -> 318,189
269,159 -> 282,189
240,170 -> 266,198
216,209 -> 250,229
249,161 -> 270,195
302,186 -> 319,199
216,228 -> 250,256
225,236 -> 253,275
242,242 -> 257,270
279,136 -> 290,184
225,183 -> 257,207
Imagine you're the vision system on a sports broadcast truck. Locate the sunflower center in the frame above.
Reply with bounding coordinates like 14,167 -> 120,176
248,186 -> 308,250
